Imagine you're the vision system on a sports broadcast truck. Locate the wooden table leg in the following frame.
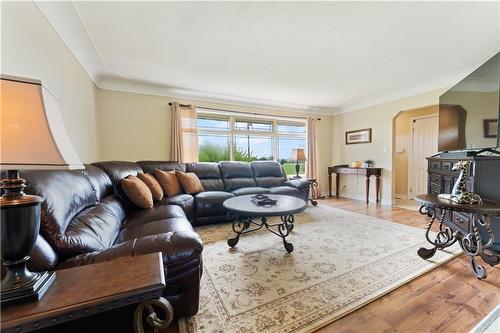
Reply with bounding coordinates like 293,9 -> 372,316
335,173 -> 340,198
365,175 -> 370,204
328,171 -> 332,197
376,175 -> 380,204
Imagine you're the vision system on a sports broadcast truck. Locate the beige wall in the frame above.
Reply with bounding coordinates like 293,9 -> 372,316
393,106 -> 439,198
1,1 -> 99,162
97,89 -> 333,194
331,88 -> 447,205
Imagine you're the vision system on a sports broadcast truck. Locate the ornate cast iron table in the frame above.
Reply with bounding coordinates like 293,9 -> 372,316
415,194 -> 500,279
223,194 -> 307,253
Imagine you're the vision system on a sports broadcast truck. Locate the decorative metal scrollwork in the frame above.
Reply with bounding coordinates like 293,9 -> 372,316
134,297 -> 174,333
455,212 -> 497,279
227,214 -> 295,252
417,205 -> 457,260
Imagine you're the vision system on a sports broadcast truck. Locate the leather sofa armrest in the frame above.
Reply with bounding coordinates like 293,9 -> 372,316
283,179 -> 310,190
57,231 -> 203,270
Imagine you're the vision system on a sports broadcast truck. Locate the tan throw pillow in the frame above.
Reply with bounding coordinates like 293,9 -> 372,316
154,169 -> 182,197
137,173 -> 164,201
121,176 -> 153,209
176,171 -> 204,194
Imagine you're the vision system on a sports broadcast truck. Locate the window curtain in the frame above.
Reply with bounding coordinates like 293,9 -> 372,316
306,117 -> 320,197
170,102 -> 199,162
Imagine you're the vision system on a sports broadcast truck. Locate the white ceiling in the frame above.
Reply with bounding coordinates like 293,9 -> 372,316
36,1 -> 500,114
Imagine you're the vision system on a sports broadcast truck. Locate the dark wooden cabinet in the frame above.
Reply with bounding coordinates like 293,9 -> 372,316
426,154 -> 500,252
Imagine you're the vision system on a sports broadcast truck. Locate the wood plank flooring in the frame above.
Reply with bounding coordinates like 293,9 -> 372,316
163,198 -> 499,333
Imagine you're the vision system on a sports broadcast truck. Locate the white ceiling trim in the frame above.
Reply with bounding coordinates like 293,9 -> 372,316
35,1 -> 106,82
35,1 -> 499,117
97,75 -> 335,115
35,0 -> 333,115
334,66 -> 479,115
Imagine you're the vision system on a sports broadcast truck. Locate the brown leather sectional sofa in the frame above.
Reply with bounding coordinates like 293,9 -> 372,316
18,160 -> 310,318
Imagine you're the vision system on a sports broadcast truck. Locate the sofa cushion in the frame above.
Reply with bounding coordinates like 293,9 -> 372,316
251,161 -> 286,188
185,162 -> 224,191
92,161 -> 143,201
158,194 -> 195,221
61,196 -> 127,255
269,186 -> 302,198
219,161 -> 256,191
231,187 -> 271,196
137,160 -> 186,174
83,164 -> 113,200
194,191 -> 234,217
28,235 -> 59,272
21,169 -> 128,257
121,176 -> 154,209
137,173 -> 164,201
117,218 -> 194,243
58,231 -> 203,270
124,204 -> 186,229
154,169 -> 183,197
176,171 -> 204,194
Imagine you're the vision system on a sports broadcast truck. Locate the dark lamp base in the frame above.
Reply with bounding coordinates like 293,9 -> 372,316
1,271 -> 56,307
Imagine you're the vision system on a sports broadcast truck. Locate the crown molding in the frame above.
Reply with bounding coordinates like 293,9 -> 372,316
333,66 -> 481,115
96,75 -> 336,116
34,1 -> 495,118
35,1 -> 107,82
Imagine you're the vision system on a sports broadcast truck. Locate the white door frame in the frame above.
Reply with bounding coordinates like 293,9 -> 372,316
407,114 -> 439,199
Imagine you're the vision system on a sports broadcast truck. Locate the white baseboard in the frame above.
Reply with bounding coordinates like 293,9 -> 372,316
326,192 -> 392,206
394,194 -> 407,199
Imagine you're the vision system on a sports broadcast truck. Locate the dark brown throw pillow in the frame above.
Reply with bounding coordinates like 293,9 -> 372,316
154,169 -> 183,197
137,173 -> 164,201
176,171 -> 204,194
120,176 -> 153,209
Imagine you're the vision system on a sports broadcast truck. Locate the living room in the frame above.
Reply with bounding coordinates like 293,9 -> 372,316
1,1 -> 499,333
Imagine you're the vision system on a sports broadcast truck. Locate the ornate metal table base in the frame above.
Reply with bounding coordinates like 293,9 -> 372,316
417,203 -> 499,280
227,215 -> 295,253
134,297 -> 174,333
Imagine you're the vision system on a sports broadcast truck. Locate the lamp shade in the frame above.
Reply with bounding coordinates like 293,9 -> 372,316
1,75 -> 83,170
290,148 -> 306,161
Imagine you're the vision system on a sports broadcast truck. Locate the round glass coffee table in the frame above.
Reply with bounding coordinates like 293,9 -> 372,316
223,194 -> 307,253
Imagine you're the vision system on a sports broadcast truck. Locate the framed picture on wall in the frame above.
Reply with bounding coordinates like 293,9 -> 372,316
345,128 -> 372,144
483,119 -> 498,138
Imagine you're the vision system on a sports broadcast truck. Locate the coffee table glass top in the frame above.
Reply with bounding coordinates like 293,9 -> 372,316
223,194 -> 307,217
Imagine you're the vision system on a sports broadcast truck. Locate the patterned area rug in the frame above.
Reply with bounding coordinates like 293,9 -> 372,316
179,204 -> 461,333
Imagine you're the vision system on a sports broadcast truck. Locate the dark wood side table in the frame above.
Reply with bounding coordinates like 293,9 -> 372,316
0,253 -> 173,333
328,165 -> 382,204
415,194 -> 500,280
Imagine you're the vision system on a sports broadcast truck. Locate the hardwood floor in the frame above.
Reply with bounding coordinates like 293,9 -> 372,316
163,198 -> 499,333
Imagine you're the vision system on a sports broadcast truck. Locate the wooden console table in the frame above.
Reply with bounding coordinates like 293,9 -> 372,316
1,253 -> 173,333
328,165 -> 382,204
415,194 -> 500,279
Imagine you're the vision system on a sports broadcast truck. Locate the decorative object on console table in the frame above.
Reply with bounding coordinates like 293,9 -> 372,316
328,165 -> 382,204
362,159 -> 374,168
290,148 -> 306,179
0,75 -> 84,306
415,194 -> 500,279
0,253 -> 173,333
345,128 -> 372,144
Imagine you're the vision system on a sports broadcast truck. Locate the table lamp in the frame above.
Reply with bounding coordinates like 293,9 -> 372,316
0,75 -> 84,306
290,148 -> 306,179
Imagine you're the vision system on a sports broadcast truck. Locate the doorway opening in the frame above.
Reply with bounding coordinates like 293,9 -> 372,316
392,106 -> 439,210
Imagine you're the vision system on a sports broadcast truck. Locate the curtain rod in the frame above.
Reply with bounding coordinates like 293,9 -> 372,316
168,102 -> 321,120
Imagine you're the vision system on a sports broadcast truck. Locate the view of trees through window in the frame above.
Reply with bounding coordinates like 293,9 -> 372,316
197,109 -> 306,176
